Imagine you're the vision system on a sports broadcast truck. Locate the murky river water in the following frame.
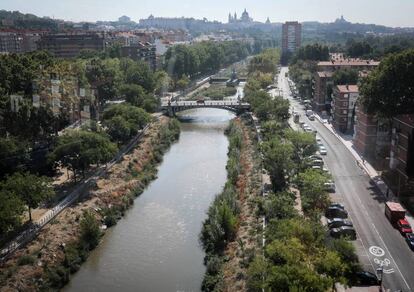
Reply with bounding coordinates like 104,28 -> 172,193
64,108 -> 235,292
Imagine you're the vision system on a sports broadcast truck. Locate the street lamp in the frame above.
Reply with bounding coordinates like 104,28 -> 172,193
376,267 -> 383,291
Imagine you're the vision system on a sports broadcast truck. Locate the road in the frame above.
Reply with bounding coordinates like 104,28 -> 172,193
277,67 -> 414,292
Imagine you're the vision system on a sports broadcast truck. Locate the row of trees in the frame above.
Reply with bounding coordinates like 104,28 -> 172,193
240,49 -> 360,290
164,41 -> 253,80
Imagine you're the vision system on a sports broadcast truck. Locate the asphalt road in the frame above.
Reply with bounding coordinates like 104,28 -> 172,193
276,67 -> 414,292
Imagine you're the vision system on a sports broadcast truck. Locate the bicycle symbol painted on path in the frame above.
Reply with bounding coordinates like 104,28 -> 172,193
369,246 -> 395,274
369,246 -> 385,257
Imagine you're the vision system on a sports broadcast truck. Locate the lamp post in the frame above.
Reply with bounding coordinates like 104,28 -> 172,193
376,267 -> 383,291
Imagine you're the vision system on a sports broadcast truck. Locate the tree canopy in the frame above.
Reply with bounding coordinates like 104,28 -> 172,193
48,130 -> 117,178
359,49 -> 414,117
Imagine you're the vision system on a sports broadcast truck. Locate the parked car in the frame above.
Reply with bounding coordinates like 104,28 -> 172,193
319,145 -> 327,155
308,114 -> 315,121
405,233 -> 414,250
397,218 -> 413,235
304,127 -> 313,133
324,181 -> 336,192
328,218 -> 353,229
330,203 -> 345,209
330,226 -> 356,239
308,154 -> 322,161
325,207 -> 348,219
310,159 -> 324,167
354,271 -> 380,286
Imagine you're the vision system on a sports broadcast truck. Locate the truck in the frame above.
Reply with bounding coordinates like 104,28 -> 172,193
385,202 -> 406,225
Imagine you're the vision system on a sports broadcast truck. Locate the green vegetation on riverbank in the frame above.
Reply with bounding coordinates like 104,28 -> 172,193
36,118 -> 181,291
199,120 -> 242,291
219,48 -> 360,291
190,85 -> 237,101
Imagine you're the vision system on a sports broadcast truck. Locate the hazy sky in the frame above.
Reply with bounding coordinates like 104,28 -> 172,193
1,0 -> 413,27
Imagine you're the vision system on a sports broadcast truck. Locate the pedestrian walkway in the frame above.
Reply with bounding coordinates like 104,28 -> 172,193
314,114 -> 414,227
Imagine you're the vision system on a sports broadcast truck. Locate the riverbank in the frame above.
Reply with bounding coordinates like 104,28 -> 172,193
200,115 -> 262,291
0,117 -> 180,292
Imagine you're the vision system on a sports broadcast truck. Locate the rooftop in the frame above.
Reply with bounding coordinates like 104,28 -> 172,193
317,71 -> 334,78
318,59 -> 380,67
336,85 -> 359,93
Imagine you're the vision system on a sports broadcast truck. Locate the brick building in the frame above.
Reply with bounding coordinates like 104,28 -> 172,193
312,71 -> 333,112
120,42 -> 156,70
389,115 -> 414,196
282,21 -> 301,53
332,85 -> 359,133
38,32 -> 107,58
353,105 -> 391,168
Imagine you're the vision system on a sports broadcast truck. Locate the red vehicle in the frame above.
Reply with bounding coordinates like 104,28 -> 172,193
385,202 -> 406,225
397,218 -> 413,235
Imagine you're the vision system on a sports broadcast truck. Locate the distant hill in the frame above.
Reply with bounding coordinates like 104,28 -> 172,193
0,10 -> 65,31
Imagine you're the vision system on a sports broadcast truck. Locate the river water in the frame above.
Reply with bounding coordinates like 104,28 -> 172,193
64,108 -> 235,292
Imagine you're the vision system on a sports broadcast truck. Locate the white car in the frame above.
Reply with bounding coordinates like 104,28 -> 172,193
319,145 -> 327,155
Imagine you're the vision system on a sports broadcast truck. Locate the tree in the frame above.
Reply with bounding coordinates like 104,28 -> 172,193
106,116 -> 131,144
263,192 -> 297,220
103,103 -> 151,130
285,129 -> 317,164
0,190 -> 25,234
296,169 -> 331,214
294,44 -> 330,62
119,83 -> 147,106
48,130 -> 117,179
0,136 -> 29,178
125,60 -> 155,92
347,41 -> 373,58
332,68 -> 359,85
1,172 -> 54,222
79,210 -> 101,249
359,49 -> 414,117
262,138 -> 294,191
176,75 -> 190,91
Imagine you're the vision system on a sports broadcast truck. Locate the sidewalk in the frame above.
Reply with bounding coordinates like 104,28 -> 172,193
314,114 -> 414,227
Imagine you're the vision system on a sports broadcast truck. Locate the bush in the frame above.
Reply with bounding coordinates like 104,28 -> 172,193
79,210 -> 101,250
17,255 -> 35,266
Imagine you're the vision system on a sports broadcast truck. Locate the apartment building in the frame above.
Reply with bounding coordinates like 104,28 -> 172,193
282,21 -> 301,53
38,32 -> 107,58
389,115 -> 414,196
120,42 -> 157,70
312,71 -> 333,112
332,85 -> 359,133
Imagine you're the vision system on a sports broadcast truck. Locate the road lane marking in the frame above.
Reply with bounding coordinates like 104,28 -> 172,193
371,222 -> 410,290
370,246 -> 385,257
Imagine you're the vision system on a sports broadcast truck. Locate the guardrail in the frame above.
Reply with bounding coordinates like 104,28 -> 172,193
0,124 -> 150,262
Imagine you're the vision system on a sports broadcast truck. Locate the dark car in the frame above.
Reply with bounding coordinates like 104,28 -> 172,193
354,271 -> 380,286
327,218 -> 353,229
330,226 -> 356,240
329,203 -> 344,210
406,233 -> 414,250
325,207 -> 348,219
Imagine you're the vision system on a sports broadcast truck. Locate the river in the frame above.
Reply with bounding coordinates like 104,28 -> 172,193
64,108 -> 235,292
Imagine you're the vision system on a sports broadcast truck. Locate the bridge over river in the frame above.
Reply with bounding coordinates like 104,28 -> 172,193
161,100 -> 251,116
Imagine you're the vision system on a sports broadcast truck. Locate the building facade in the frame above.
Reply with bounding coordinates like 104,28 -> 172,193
282,21 -> 302,53
312,71 -> 333,113
332,85 -> 359,133
38,33 -> 107,58
389,115 -> 414,196
120,42 -> 156,70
